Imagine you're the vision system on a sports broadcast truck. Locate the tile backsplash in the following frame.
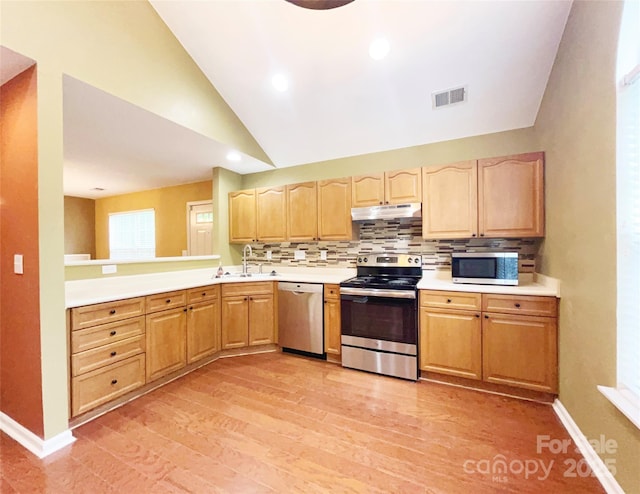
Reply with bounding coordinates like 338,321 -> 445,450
248,218 -> 540,272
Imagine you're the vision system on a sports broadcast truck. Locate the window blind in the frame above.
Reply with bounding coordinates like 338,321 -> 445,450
108,209 -> 156,260
617,64 -> 640,401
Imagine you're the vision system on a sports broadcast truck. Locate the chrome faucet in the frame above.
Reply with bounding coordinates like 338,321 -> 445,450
242,244 -> 253,275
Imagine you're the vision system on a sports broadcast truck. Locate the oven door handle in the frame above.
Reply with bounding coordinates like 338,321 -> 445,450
340,287 -> 416,300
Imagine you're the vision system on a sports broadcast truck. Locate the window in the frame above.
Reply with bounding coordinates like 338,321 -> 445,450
599,0 -> 640,429
108,209 -> 156,260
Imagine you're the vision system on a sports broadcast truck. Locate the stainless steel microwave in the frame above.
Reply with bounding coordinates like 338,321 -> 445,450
451,252 -> 518,286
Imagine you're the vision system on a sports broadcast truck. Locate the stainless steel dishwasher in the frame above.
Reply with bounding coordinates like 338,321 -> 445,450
278,282 -> 325,358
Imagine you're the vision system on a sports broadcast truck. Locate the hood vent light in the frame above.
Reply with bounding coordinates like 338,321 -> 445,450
432,86 -> 467,109
351,202 -> 421,221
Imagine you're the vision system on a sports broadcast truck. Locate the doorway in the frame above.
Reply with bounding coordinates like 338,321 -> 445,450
186,200 -> 213,256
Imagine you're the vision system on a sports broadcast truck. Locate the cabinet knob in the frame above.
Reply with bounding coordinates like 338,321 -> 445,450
480,233 -> 485,237
244,297 -> 248,301
111,379 -> 118,385
110,351 -> 117,357
446,299 -> 452,303
110,330 -> 117,336
475,314 -> 480,318
202,292 -> 206,296
385,201 -> 389,204
166,299 -> 171,303
472,233 -> 476,237
515,303 -> 521,308
183,308 -> 188,312
484,315 -> 489,319
324,300 -> 327,304
109,309 -> 116,315
379,201 -> 383,205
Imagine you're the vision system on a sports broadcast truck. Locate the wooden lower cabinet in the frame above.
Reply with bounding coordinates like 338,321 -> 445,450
146,307 -> 187,382
419,307 -> 482,380
71,354 -> 145,417
221,282 -> 276,349
482,312 -> 558,393
324,284 -> 341,355
187,300 -> 220,363
419,290 -> 558,395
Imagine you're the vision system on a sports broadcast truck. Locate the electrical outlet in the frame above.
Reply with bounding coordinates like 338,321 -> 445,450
102,264 -> 117,274
266,250 -> 272,260
320,250 -> 327,260
294,250 -> 306,260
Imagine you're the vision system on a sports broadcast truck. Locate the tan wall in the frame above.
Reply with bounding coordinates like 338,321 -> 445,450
0,66 -> 45,437
241,127 -> 537,189
95,181 -> 212,259
0,0 -> 267,439
64,196 -> 95,258
534,1 -> 640,492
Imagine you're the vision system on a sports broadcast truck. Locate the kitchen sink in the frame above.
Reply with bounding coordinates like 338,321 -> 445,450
213,270 -> 279,280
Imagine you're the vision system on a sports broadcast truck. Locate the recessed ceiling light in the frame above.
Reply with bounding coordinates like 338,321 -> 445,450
226,151 -> 242,162
91,187 -> 105,191
369,38 -> 390,60
272,73 -> 289,92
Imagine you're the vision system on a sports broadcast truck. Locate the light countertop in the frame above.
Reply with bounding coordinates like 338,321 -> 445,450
65,266 -> 356,308
66,266 -> 559,309
417,271 -> 560,297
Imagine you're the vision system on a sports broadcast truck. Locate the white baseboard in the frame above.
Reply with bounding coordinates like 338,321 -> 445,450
0,412 -> 75,458
553,399 -> 624,494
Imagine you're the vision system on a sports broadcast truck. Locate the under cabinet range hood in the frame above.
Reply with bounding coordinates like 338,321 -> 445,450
351,202 -> 422,221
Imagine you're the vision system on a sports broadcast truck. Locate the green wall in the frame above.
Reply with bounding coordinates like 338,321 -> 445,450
534,1 -> 640,492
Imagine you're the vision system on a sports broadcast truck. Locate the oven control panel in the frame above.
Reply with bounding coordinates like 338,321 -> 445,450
356,254 -> 422,267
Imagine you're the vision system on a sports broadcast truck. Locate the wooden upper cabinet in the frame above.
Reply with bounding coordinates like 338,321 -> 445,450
317,178 -> 353,241
229,189 -> 256,243
478,152 -> 544,238
352,174 -> 384,207
422,161 -> 478,239
287,181 -> 318,241
256,185 -> 287,242
385,168 -> 422,204
352,168 -> 421,207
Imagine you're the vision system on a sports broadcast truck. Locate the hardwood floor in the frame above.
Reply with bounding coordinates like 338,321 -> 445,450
1,352 -> 605,493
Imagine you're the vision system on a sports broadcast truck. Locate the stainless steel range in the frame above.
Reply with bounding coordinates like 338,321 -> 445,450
340,253 -> 422,380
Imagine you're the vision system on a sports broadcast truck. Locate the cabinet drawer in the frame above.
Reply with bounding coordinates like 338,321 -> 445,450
71,316 -> 145,354
71,297 -> 145,330
420,290 -> 482,311
221,281 -> 274,298
187,285 -> 219,304
71,335 -> 145,377
324,284 -> 340,299
482,294 -> 557,317
145,290 -> 187,313
71,354 -> 146,417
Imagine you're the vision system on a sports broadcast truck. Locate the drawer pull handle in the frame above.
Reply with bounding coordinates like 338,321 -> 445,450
166,299 -> 171,303
111,379 -> 118,385
446,299 -> 452,303
110,330 -> 117,336
110,351 -> 117,357
515,303 -> 521,308
109,309 -> 116,315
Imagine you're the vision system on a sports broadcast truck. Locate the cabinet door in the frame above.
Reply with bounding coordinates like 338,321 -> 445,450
419,308 -> 482,380
256,186 -> 287,242
221,297 -> 249,349
317,178 -> 352,240
229,189 -> 256,243
146,308 -> 186,382
248,294 -> 275,346
286,181 -> 318,241
324,297 -> 341,355
187,299 -> 220,364
385,168 -> 422,204
422,161 -> 478,239
478,152 -> 544,238
482,312 -> 557,393
352,173 -> 384,207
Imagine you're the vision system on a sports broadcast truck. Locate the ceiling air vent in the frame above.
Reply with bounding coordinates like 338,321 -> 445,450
432,86 -> 467,109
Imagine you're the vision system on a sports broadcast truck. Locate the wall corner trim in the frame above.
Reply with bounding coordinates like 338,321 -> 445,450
0,412 -> 75,458
552,399 -> 624,494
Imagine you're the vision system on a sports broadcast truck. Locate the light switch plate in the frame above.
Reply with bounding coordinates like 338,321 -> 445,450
266,250 -> 272,260
14,254 -> 23,274
320,250 -> 327,260
294,250 -> 306,260
102,264 -> 117,274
